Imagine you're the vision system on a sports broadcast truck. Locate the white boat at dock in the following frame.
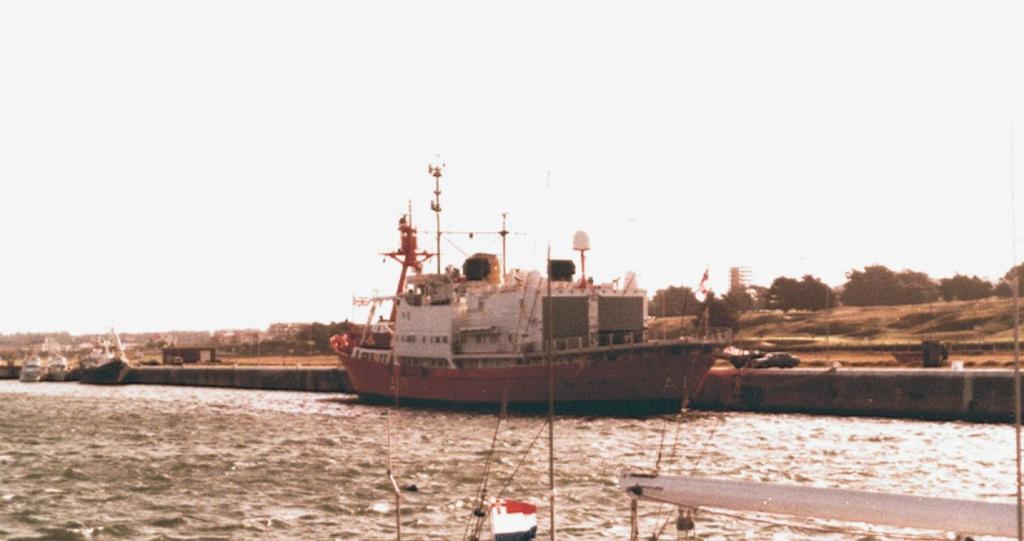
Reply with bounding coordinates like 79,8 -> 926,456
19,355 -> 47,383
46,354 -> 71,381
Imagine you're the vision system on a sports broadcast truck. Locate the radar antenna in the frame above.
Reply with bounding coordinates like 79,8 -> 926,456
573,231 -> 591,287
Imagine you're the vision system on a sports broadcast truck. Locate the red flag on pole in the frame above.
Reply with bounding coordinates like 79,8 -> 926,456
698,268 -> 710,300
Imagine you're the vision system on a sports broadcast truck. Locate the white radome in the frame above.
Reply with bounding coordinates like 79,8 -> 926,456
572,230 -> 591,252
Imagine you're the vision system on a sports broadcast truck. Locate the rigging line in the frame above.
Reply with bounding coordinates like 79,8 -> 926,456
648,413 -> 726,541
494,420 -> 548,501
686,414 -> 724,476
652,418 -> 670,473
666,412 -> 687,474
444,236 -> 471,258
648,387 -> 702,540
654,379 -> 694,473
463,391 -> 509,541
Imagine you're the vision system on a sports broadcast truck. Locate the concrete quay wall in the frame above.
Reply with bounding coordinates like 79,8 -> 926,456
0,366 -> 20,379
691,368 -> 1020,422
126,366 -> 352,393
7,364 -> 1023,423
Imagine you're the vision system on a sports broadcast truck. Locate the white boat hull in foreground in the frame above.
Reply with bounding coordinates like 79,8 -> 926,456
621,472 -> 1017,538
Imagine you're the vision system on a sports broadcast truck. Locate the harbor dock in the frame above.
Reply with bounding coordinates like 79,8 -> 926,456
692,367 -> 1020,423
125,365 -> 351,393
6,364 -> 1024,422
0,366 -> 19,379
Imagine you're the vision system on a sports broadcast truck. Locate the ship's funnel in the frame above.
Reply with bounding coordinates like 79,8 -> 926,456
548,259 -> 576,282
463,253 -> 501,285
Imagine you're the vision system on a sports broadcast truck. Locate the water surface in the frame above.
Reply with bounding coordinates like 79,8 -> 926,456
0,381 -> 1015,540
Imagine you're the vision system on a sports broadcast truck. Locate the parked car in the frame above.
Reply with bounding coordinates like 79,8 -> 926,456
749,352 -> 801,369
166,355 -> 184,366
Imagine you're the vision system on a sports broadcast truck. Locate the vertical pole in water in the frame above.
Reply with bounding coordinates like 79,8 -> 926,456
387,357 -> 401,541
825,286 -> 831,365
1011,122 -> 1022,541
546,246 -> 556,541
1014,269 -> 1021,541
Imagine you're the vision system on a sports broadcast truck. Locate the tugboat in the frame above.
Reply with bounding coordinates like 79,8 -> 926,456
79,329 -> 130,385
46,354 -> 72,381
333,167 -> 719,414
19,354 -> 47,383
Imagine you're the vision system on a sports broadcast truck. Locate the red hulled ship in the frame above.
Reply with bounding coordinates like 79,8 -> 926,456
332,167 -> 718,414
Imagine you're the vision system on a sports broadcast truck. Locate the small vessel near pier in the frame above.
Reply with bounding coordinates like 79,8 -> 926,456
46,354 -> 71,381
334,167 -> 718,413
79,330 -> 130,385
18,355 -> 47,383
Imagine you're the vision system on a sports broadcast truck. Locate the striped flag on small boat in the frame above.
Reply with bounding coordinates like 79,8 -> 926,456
490,499 -> 537,541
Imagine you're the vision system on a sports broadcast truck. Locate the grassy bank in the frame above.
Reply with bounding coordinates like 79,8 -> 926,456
651,297 -> 1023,368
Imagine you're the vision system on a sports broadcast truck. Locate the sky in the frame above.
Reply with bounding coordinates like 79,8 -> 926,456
1,0 -> 1021,334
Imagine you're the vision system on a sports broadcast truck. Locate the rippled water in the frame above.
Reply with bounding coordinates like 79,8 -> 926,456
0,381 -> 1017,540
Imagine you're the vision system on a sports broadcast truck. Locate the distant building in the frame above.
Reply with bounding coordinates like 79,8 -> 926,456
162,346 -> 217,364
729,267 -> 752,294
166,331 -> 213,346
266,323 -> 309,340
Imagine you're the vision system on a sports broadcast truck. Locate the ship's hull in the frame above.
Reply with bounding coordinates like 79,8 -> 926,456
79,360 -> 129,385
46,369 -> 71,382
19,367 -> 45,383
344,343 -> 716,415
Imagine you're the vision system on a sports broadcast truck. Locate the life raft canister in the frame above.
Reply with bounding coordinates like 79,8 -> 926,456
329,334 -> 354,355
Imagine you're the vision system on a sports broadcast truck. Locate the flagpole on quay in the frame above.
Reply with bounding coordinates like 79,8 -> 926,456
546,244 -> 556,541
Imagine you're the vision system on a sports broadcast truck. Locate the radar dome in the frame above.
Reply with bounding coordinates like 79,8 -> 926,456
572,230 -> 591,252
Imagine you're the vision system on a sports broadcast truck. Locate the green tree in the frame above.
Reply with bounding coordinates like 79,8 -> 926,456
650,286 -> 700,317
1002,264 -> 1024,296
296,320 -> 361,353
767,275 -> 833,311
693,292 -> 740,331
938,274 -> 995,301
723,288 -> 754,312
748,284 -> 770,310
894,270 -> 940,304
842,265 -> 900,306
842,266 -> 938,306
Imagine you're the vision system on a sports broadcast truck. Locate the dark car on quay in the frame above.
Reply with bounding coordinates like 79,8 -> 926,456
728,351 -> 801,369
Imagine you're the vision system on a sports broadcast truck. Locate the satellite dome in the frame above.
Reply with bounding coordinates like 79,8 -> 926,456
572,230 -> 591,252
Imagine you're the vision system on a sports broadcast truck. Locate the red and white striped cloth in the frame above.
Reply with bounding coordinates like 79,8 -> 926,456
490,499 -> 537,541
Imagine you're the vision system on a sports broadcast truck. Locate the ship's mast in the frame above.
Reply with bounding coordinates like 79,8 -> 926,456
428,163 -> 444,274
382,201 -> 433,322
429,213 -> 520,278
500,212 -> 509,275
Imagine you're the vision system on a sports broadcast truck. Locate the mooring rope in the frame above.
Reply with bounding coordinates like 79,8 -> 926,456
647,412 -> 725,541
494,420 -> 548,500
462,390 -> 511,541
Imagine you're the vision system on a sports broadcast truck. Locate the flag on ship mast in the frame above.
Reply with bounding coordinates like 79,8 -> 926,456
352,295 -> 372,307
490,499 -> 538,541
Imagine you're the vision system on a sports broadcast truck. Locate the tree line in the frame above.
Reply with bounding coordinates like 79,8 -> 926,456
650,264 -> 1024,327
